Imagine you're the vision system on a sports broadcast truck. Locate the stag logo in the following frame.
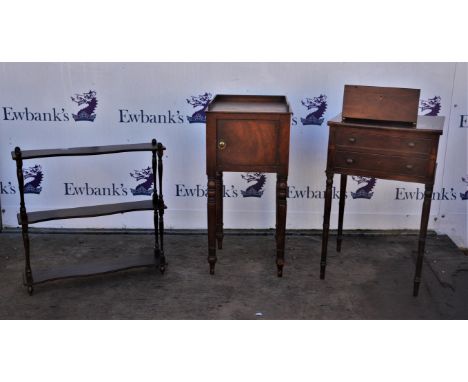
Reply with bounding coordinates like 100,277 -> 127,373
23,165 -> 43,194
420,96 -> 441,116
460,176 -> 468,200
301,94 -> 327,126
71,90 -> 98,122
241,172 -> 266,198
130,167 -> 153,196
351,176 -> 376,199
186,92 -> 212,124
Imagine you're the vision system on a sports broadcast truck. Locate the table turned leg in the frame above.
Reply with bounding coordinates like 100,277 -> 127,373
413,184 -> 433,297
207,176 -> 217,275
216,172 -> 224,250
320,171 -> 334,279
276,175 -> 287,277
337,174 -> 347,252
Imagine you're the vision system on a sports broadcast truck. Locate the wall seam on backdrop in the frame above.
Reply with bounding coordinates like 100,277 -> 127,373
436,62 -> 458,220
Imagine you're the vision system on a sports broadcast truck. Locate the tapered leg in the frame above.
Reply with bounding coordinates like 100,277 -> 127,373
207,176 -> 217,274
157,142 -> 166,273
337,174 -> 347,252
320,171 -> 334,279
413,184 -> 433,297
276,175 -> 288,277
216,172 -> 224,250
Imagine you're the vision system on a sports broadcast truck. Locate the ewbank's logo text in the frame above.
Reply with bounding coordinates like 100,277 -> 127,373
64,183 -> 128,196
119,109 -> 184,124
2,107 -> 70,122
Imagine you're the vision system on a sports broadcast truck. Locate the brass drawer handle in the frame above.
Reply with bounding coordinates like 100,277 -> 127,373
218,139 -> 226,150
348,137 -> 356,143
346,158 -> 354,164
405,164 -> 413,170
408,142 -> 415,148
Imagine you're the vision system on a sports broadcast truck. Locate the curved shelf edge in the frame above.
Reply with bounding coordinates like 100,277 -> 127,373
19,199 -> 155,225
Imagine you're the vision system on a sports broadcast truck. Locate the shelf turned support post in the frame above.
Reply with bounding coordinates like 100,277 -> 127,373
157,142 -> 166,273
151,139 -> 162,272
14,147 -> 34,295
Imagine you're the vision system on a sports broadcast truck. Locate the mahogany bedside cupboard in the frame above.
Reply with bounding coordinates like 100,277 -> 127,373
320,85 -> 444,296
205,95 -> 292,276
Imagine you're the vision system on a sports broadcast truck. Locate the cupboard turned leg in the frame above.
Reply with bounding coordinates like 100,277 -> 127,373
320,171 -> 334,280
207,176 -> 217,274
276,175 -> 287,277
337,174 -> 347,252
216,172 -> 224,250
157,142 -> 166,273
14,147 -> 33,295
413,184 -> 433,297
151,141 -> 161,271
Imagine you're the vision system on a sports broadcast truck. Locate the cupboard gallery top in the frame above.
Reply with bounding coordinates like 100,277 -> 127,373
204,94 -> 292,276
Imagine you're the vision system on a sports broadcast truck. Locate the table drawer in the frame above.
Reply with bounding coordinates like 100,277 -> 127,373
216,119 -> 279,168
335,127 -> 434,155
334,150 -> 431,179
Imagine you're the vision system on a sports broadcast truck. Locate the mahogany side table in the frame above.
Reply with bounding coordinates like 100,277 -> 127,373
320,85 -> 444,296
205,95 -> 292,276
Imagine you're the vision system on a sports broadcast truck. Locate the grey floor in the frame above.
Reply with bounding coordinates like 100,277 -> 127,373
0,230 -> 467,319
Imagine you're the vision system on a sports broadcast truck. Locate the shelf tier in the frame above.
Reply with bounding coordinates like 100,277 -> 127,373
19,200 -> 154,225
12,142 -> 163,160
26,252 -> 158,285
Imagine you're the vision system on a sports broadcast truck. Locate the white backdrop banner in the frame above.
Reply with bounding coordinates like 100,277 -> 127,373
0,63 -> 466,247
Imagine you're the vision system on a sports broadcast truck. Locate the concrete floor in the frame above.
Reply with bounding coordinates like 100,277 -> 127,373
0,230 -> 467,319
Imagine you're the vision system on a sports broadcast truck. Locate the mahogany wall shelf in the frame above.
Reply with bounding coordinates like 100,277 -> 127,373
11,140 -> 166,295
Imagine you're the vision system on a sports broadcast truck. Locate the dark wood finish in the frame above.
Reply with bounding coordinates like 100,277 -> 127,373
216,172 -> 224,250
28,253 -> 157,285
321,87 -> 444,296
334,126 -> 435,155
337,174 -> 347,252
342,85 -> 420,124
11,142 -> 159,160
206,94 -> 292,276
12,140 -> 166,295
19,200 -> 154,225
157,142 -> 166,272
217,119 -> 280,168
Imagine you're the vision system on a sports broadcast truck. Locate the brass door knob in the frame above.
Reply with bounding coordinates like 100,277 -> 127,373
348,137 -> 356,143
218,139 -> 226,150
406,164 -> 414,170
346,158 -> 354,164
408,142 -> 415,148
